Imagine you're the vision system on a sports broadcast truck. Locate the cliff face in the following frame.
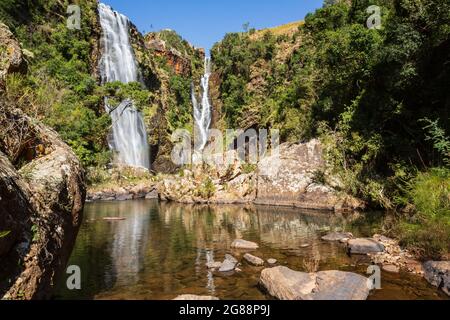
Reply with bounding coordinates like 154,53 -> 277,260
0,23 -> 86,300
129,28 -> 204,173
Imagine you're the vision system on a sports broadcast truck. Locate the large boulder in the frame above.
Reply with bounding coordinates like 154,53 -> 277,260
255,141 -> 364,211
231,239 -> 259,250
423,261 -> 449,296
347,238 -> 385,255
260,266 -> 371,300
0,27 -> 85,300
0,106 -> 85,300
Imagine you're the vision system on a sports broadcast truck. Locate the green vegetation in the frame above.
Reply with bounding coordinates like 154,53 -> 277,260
212,0 -> 450,258
0,230 -> 11,239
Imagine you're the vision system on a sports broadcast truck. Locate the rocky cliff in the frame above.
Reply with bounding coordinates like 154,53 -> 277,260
0,23 -> 86,300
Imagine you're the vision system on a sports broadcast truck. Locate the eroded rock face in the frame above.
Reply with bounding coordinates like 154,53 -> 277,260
423,261 -> 450,296
0,24 -> 85,299
256,140 -> 364,212
0,23 -> 26,90
0,107 -> 86,300
260,266 -> 371,300
158,141 -> 363,210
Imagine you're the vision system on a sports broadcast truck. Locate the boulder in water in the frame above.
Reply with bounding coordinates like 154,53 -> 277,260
231,239 -> 259,250
347,238 -> 385,255
260,266 -> 371,300
244,253 -> 265,266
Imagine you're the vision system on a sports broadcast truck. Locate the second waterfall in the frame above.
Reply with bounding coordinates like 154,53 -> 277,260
192,57 -> 212,151
98,3 -> 150,169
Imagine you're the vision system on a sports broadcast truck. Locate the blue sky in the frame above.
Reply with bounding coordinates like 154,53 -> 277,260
101,0 -> 324,51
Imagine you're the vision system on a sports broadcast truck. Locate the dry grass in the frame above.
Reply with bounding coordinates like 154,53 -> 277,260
250,20 -> 304,40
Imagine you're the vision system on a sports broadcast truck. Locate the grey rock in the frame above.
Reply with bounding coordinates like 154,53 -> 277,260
218,254 -> 238,272
231,239 -> 259,250
423,261 -> 450,296
244,253 -> 265,266
145,189 -> 159,199
347,238 -> 385,255
322,232 -> 353,242
206,261 -> 222,269
260,266 -> 371,300
267,259 -> 278,265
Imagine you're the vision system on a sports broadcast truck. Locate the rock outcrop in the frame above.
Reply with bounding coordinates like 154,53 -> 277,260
0,24 -> 85,300
158,140 -> 364,211
260,266 -> 371,300
255,140 -> 363,211
0,23 -> 26,90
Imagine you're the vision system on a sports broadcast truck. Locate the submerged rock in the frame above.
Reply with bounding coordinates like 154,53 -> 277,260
244,253 -> 265,266
231,239 -> 259,250
173,294 -> 219,300
347,238 -> 385,255
321,232 -> 353,242
423,261 -> 450,296
267,259 -> 278,265
382,264 -> 400,273
260,266 -> 371,300
219,254 -> 238,272
206,261 -> 223,269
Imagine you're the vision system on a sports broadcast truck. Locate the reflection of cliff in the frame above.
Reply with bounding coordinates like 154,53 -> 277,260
158,202 -> 348,250
59,200 -> 356,299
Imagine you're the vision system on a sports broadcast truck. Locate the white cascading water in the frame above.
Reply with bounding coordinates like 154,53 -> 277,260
98,3 -> 150,169
192,57 -> 212,151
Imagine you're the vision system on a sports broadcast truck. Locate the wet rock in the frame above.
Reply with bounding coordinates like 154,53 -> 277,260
206,261 -> 222,269
219,254 -> 238,272
322,232 -> 353,242
173,295 -> 219,300
382,264 -> 400,273
347,238 -> 385,255
300,244 -> 311,248
231,239 -> 259,250
423,261 -> 450,296
116,193 -> 133,201
145,189 -> 158,199
244,253 -> 264,266
267,259 -> 277,265
260,266 -> 371,300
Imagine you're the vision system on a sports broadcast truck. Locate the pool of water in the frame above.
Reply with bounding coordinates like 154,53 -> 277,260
56,200 -> 447,300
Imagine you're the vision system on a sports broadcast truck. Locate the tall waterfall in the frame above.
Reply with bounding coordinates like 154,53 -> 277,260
98,3 -> 150,169
192,57 -> 212,151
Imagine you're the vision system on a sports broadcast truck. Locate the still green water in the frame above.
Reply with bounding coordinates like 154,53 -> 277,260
56,200 -> 447,300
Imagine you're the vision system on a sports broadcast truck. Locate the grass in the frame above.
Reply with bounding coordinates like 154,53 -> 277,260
250,20 -> 304,39
395,168 -> 450,260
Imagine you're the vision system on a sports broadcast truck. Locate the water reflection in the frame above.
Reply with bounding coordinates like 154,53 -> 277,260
56,200 -> 446,300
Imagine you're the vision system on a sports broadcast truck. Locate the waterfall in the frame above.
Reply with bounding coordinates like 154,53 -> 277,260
192,57 -> 212,151
98,3 -> 150,169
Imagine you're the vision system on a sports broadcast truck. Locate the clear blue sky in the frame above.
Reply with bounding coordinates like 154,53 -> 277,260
101,0 -> 324,51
